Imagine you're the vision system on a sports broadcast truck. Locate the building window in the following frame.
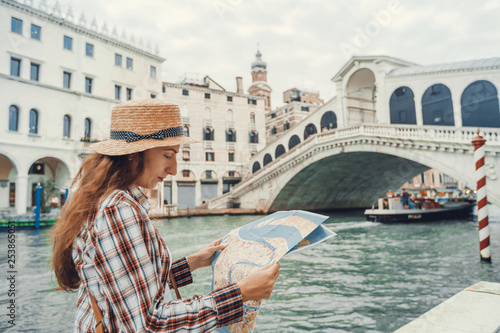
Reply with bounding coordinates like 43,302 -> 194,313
63,35 -> 72,50
115,53 -> 122,66
162,85 -> 166,93
85,43 -> 94,57
226,129 -> 236,142
206,152 -> 215,161
250,112 -> 256,124
126,57 -> 133,70
150,66 -> 156,78
420,173 -> 425,184
227,96 -> 233,102
63,115 -> 71,138
205,93 -> 211,99
84,118 -> 91,138
115,85 -> 121,100
9,105 -> 19,132
270,113 -> 276,119
271,126 -> 277,135
204,128 -> 214,141
63,71 -> 71,89
284,122 -> 290,130
85,77 -> 93,94
284,108 -> 288,114
182,89 -> 189,96
182,170 -> 190,178
126,88 -> 133,101
31,24 -> 41,40
10,57 -> 21,77
30,63 -> 40,81
205,170 -> 213,179
248,98 -> 257,105
228,152 -> 234,162
29,109 -> 38,134
249,131 -> 259,143
151,94 -> 156,99
11,17 -> 22,34
301,106 -> 310,112
183,126 -> 190,137
182,150 -> 190,161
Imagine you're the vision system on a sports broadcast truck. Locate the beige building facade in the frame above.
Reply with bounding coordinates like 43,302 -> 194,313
161,75 -> 266,209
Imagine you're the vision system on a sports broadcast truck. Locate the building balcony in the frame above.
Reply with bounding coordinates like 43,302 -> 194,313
226,121 -> 235,129
227,142 -> 235,151
204,140 -> 214,149
250,143 -> 258,152
182,144 -> 190,150
204,119 -> 213,127
80,137 -> 99,148
182,117 -> 190,125
249,123 -> 257,131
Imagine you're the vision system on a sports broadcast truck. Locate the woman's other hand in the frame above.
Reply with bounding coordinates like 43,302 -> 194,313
187,238 -> 225,272
237,262 -> 280,302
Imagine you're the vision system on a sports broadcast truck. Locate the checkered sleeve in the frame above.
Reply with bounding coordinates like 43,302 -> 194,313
92,201 -> 244,332
169,258 -> 193,288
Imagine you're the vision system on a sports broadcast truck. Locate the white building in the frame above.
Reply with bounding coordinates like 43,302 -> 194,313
161,74 -> 267,209
0,0 -> 164,214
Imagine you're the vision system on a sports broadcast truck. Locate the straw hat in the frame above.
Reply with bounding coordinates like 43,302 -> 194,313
91,99 -> 198,156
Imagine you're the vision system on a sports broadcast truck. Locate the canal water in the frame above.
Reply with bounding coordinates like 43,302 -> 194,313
1,211 -> 500,332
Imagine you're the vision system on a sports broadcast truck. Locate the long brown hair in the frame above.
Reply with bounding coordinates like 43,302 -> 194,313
51,152 -> 143,291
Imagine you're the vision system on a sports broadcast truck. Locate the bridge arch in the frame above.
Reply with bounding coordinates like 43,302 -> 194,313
263,153 -> 273,166
389,86 -> 417,124
321,111 -> 337,130
422,83 -> 454,126
304,123 -> 317,140
265,145 -> 472,212
275,144 -> 286,159
461,80 -> 500,128
288,135 -> 301,150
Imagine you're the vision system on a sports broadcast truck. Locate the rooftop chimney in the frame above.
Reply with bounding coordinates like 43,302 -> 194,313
236,77 -> 243,94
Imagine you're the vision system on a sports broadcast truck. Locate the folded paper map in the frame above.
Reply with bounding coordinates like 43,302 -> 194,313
211,210 -> 336,333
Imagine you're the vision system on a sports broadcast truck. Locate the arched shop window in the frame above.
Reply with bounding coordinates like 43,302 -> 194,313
389,86 -> 417,124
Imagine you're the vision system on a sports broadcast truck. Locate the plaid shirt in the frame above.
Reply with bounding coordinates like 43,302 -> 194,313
72,187 -> 243,332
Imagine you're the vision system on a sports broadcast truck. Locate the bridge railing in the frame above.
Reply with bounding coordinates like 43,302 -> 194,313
207,124 -> 500,209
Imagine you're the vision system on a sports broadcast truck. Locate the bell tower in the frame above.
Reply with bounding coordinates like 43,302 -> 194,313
248,50 -> 272,111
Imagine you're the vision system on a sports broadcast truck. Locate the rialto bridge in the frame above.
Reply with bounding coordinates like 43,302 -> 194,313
208,56 -> 500,213
207,125 -> 500,212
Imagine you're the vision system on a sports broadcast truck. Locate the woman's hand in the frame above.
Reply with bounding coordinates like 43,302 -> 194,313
187,238 -> 225,272
237,262 -> 280,302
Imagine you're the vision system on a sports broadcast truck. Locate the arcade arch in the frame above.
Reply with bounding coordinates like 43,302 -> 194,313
422,84 -> 454,126
461,80 -> 500,128
345,68 -> 376,125
389,87 -> 417,125
321,111 -> 337,130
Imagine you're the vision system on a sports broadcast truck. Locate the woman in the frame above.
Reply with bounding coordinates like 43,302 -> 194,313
51,99 -> 280,332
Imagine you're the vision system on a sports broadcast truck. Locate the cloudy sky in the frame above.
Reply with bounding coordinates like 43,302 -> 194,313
54,0 -> 500,107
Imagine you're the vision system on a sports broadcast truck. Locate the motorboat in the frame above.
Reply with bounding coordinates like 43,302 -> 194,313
364,197 -> 476,223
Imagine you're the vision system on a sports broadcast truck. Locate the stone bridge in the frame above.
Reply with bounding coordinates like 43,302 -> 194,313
207,124 -> 500,213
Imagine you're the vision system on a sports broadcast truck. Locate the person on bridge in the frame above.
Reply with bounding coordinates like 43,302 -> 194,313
51,99 -> 280,333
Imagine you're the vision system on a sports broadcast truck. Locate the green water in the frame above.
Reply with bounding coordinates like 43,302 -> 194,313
1,211 -> 500,332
